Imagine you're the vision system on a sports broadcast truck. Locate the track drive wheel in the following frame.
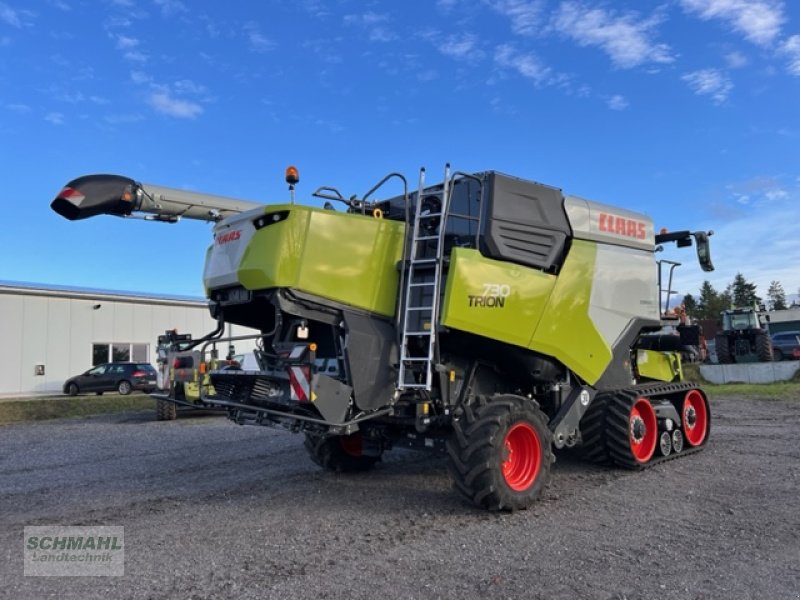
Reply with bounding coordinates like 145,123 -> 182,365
304,432 -> 381,473
446,394 -> 552,511
681,389 -> 709,447
606,392 -> 658,469
156,398 -> 177,421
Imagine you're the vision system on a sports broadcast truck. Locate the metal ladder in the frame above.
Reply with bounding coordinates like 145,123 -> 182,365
397,166 -> 451,391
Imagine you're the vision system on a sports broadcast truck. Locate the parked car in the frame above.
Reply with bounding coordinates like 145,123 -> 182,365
770,331 -> 800,361
63,362 -> 158,396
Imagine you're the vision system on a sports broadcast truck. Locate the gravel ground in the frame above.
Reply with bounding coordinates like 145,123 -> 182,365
1,396 -> 799,600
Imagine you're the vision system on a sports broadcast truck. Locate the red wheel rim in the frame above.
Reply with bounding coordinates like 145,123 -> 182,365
502,422 -> 542,491
629,397 -> 657,464
339,434 -> 363,457
682,390 -> 708,446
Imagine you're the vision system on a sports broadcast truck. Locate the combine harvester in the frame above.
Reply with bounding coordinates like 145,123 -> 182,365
52,166 -> 714,510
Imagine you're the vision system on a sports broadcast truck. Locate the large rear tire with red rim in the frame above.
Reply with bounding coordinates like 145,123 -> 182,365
446,394 -> 552,511
304,432 -> 381,473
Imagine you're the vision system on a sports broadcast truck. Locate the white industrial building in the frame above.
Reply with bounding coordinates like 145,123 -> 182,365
0,281 -> 255,397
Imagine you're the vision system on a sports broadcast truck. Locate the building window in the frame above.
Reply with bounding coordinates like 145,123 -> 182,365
92,343 -> 150,365
131,344 -> 148,362
112,344 -> 130,362
93,344 -> 109,366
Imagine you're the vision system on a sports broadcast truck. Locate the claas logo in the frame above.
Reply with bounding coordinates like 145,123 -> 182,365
598,213 -> 646,240
216,230 -> 241,245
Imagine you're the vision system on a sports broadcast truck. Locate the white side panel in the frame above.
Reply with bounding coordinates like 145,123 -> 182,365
564,195 -> 654,251
589,244 -> 660,348
203,209 -> 262,291
0,296 -> 24,394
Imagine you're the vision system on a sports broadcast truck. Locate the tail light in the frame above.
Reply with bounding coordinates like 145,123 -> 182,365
132,370 -> 146,378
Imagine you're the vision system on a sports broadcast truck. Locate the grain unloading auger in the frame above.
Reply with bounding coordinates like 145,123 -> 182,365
52,165 -> 715,511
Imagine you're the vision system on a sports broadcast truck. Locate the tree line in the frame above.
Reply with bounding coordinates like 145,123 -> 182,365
680,274 -> 795,321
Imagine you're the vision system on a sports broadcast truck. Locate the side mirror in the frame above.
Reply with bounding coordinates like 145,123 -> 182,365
693,231 -> 714,272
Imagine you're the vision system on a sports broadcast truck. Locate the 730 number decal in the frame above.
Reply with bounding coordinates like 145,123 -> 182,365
469,283 -> 511,308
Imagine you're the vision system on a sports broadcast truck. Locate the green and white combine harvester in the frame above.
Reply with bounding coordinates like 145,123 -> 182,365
52,165 -> 714,511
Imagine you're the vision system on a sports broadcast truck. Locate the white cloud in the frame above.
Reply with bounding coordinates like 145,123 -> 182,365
115,34 -> 139,49
174,79 -> 206,95
45,112 -> 65,125
154,0 -> 187,17
486,0 -> 545,36
494,44 -> 551,84
682,68 -> 733,103
124,50 -> 148,63
680,0 -> 785,46
244,22 -> 274,53
130,70 -> 152,84
5,103 -> 31,113
0,3 -> 20,27
313,118 -> 344,134
344,11 -> 389,26
607,94 -> 629,110
0,3 -> 33,27
551,2 -> 673,69
343,11 -> 396,42
417,69 -> 438,82
299,1 -> 331,18
437,33 -> 485,62
726,176 -> 790,205
724,50 -> 748,68
782,35 -> 800,76
147,92 -> 203,118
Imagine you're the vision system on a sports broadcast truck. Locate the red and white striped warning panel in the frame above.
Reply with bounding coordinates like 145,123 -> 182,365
289,366 -> 311,402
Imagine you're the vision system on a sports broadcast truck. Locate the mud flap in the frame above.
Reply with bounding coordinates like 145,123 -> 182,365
313,375 -> 352,425
343,313 -> 398,411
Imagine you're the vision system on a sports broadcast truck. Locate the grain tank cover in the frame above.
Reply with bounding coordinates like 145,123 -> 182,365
480,172 -> 571,272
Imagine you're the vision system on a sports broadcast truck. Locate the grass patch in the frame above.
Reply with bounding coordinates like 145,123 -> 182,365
0,393 -> 153,425
682,362 -> 800,401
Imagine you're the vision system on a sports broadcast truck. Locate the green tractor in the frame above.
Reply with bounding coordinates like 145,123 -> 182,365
715,308 -> 773,363
52,165 -> 715,511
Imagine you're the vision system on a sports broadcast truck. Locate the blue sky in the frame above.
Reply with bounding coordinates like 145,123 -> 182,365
1,0 -> 799,303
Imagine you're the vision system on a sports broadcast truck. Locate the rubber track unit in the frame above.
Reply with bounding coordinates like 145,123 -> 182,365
579,381 -> 710,470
